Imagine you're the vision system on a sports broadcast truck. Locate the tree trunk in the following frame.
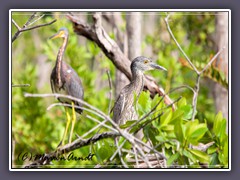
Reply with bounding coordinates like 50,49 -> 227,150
126,12 -> 142,60
142,13 -> 157,57
212,12 -> 229,129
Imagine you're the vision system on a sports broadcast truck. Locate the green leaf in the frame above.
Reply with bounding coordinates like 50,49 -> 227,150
179,105 -> 193,120
183,149 -> 197,163
120,120 -> 137,129
95,140 -> 115,162
143,124 -> 159,144
185,121 -> 208,144
207,145 -> 218,154
137,91 -> 152,116
185,120 -> 199,138
209,153 -> 219,167
188,149 -> 210,163
165,142 -> 172,149
177,97 -> 187,107
171,109 -> 184,123
160,109 -> 173,126
174,119 -> 185,143
213,111 -> 223,136
167,152 -> 180,166
161,125 -> 174,132
155,135 -> 167,143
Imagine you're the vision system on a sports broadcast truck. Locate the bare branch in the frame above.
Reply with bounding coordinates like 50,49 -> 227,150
18,19 -> 57,33
12,83 -> 30,87
115,139 -> 129,168
164,14 -> 199,74
28,14 -> 45,26
12,19 -> 21,30
12,12 -> 57,43
200,46 -> 226,74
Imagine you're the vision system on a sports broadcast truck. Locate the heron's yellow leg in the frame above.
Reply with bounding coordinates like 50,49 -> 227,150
69,102 -> 76,143
61,107 -> 71,146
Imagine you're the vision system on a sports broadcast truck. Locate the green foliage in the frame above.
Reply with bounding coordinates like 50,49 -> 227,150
208,112 -> 228,167
128,91 -> 228,168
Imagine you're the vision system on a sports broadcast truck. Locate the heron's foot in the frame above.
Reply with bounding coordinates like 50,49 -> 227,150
55,142 -> 69,159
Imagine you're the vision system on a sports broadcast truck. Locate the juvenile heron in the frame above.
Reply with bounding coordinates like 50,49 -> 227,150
112,56 -> 167,130
50,27 -> 84,146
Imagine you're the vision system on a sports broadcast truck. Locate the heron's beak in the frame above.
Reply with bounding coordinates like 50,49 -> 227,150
49,32 -> 62,40
150,62 -> 167,71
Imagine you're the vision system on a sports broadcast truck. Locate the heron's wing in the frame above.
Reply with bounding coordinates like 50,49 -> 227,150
66,77 -> 84,100
50,70 -> 56,93
64,68 -> 84,114
112,92 -> 126,121
50,79 -> 55,93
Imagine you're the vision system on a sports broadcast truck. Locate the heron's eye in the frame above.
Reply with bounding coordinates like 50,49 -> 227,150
144,60 -> 149,64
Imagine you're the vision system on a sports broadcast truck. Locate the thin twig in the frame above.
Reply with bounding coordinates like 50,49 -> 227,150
28,14 -> 45,27
12,12 -> 56,43
12,84 -> 30,87
85,115 -> 118,133
164,13 -> 199,73
110,139 -> 127,161
133,145 -> 139,168
115,139 -> 129,168
12,19 -> 20,30
191,75 -> 201,120
18,19 -> 57,33
24,12 -> 37,27
47,102 -> 117,133
200,46 -> 226,74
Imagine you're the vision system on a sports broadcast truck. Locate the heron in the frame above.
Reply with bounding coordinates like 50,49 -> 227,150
49,27 -> 84,146
112,56 -> 167,139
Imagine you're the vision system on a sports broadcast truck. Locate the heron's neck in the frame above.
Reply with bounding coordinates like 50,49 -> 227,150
131,69 -> 144,95
56,36 -> 68,84
56,37 -> 68,66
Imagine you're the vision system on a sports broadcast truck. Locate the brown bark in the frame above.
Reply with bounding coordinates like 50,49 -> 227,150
102,12 -> 130,97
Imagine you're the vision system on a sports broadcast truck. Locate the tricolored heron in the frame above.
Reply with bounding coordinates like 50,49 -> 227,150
112,56 -> 166,138
49,27 -> 84,146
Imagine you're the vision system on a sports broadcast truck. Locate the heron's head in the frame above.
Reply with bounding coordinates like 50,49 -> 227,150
49,27 -> 68,40
131,56 -> 167,73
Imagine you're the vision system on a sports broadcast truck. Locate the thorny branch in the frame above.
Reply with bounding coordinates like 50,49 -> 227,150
12,12 -> 57,43
164,13 -> 225,121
